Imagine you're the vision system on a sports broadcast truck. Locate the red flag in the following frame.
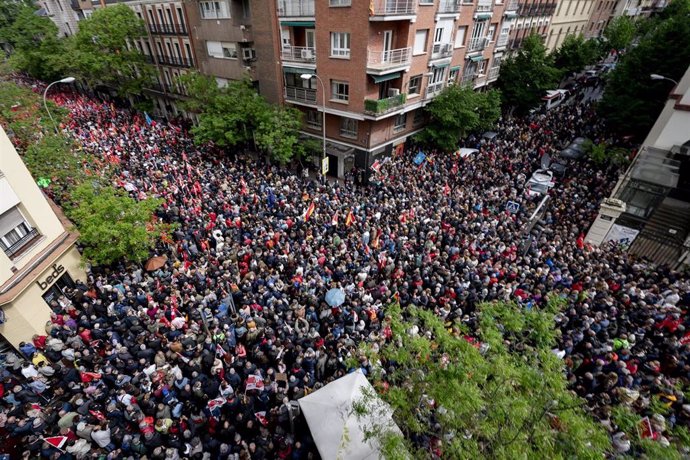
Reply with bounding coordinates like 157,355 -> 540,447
345,210 -> 355,227
89,410 -> 106,421
638,416 -> 656,440
43,436 -> 68,449
680,332 -> 690,345
303,202 -> 315,222
245,374 -> 265,392
371,160 -> 381,174
254,411 -> 268,426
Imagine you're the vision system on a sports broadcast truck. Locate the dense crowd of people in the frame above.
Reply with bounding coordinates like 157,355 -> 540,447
0,77 -> 688,459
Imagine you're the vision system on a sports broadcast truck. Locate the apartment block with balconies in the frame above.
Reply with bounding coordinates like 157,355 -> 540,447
508,0 -> 556,51
276,0 -> 514,178
0,128 -> 86,349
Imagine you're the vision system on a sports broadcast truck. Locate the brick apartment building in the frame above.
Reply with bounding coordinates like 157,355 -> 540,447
507,0 -> 556,50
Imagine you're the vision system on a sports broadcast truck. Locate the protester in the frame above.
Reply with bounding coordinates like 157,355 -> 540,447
0,76 -> 687,459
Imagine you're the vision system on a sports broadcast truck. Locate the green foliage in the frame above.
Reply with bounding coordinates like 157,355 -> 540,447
598,0 -> 690,139
24,134 -> 85,201
5,6 -> 68,81
355,300 -> 611,459
0,0 -> 33,43
496,34 -> 561,116
255,106 -> 305,165
582,139 -> 629,166
553,34 -> 603,76
602,16 -> 637,52
67,183 -> 170,266
611,405 -> 689,457
416,84 -> 501,151
70,4 -> 155,96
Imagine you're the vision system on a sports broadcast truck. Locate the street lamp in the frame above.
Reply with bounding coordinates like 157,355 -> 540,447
300,73 -> 326,176
650,74 -> 679,86
43,77 -> 76,133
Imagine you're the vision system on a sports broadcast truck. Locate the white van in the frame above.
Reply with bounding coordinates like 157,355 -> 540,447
541,89 -> 569,111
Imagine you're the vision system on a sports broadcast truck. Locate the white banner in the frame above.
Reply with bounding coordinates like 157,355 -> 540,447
604,224 -> 639,247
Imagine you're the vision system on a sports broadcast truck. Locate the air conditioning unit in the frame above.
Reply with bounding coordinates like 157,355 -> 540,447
242,48 -> 256,61
388,88 -> 400,97
441,43 -> 453,54
300,49 -> 315,60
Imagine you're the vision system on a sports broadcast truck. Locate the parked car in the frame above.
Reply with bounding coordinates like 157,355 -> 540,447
525,169 -> 555,197
549,161 -> 568,177
559,137 -> 588,160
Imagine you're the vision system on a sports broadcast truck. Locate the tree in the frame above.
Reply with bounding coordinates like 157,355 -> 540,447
67,183 -> 171,266
349,300 -> 611,459
602,16 -> 637,53
416,84 -> 501,151
598,0 -> 690,139
70,4 -> 155,96
5,6 -> 68,80
496,34 -> 561,116
0,0 -> 33,44
255,106 -> 306,165
553,34 -> 602,77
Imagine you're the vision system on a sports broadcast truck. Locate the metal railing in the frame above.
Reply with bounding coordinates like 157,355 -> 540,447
276,0 -> 315,16
461,73 -> 476,85
431,42 -> 454,58
369,0 -> 417,16
495,34 -> 509,47
364,93 -> 406,115
367,47 -> 411,68
506,0 -> 518,10
468,37 -> 488,52
285,86 -> 317,103
425,82 -> 445,99
438,0 -> 461,13
488,66 -> 500,80
476,0 -> 493,12
149,23 -> 188,35
156,54 -> 194,68
281,46 -> 316,62
3,228 -> 40,259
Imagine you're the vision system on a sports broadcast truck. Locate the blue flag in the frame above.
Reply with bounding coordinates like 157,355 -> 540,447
413,151 -> 426,165
144,112 -> 153,126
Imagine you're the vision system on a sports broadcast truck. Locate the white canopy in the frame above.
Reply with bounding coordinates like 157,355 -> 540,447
299,370 -> 404,460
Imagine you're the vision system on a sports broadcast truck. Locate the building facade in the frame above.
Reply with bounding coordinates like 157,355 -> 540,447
508,0 -> 556,51
0,127 -> 86,349
545,0 -> 597,51
586,66 -> 690,266
584,0 -> 615,38
36,0 -> 85,37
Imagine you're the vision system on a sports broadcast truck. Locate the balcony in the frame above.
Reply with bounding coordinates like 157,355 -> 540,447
431,42 -> 454,59
425,82 -> 445,99
467,37 -> 488,52
276,0 -> 315,17
364,93 -> 406,115
369,0 -> 417,21
487,66 -> 500,81
461,73 -> 476,86
367,47 -> 411,74
438,0 -> 461,13
149,23 -> 188,35
476,0 -> 493,13
3,228 -> 41,259
281,46 -> 316,63
156,54 -> 194,68
285,86 -> 317,104
146,82 -> 185,95
495,34 -> 509,48
506,0 -> 518,10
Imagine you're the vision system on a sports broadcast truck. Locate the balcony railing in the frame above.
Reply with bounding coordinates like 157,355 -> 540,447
506,0 -> 518,10
369,0 -> 417,16
367,47 -> 411,69
281,46 -> 316,63
431,42 -> 454,58
149,23 -> 188,35
476,0 -> 493,12
461,73 -> 476,85
425,82 -> 445,99
364,93 -> 406,115
285,86 -> 317,103
468,37 -> 488,52
276,0 -> 315,17
156,54 -> 194,68
147,82 -> 185,95
3,228 -> 40,259
495,34 -> 509,48
488,66 -> 500,80
438,0 -> 461,13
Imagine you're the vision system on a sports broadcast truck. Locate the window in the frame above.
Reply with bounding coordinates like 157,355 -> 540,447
200,1 -> 230,19
419,0 -> 434,4
331,80 -> 349,102
413,110 -> 425,126
413,29 -> 428,55
306,110 -> 322,129
393,113 -> 407,132
488,24 -> 496,41
329,0 -> 351,5
408,74 -> 422,95
340,118 -> 358,138
242,0 -> 251,18
455,26 -> 467,47
207,41 -> 237,59
0,207 -> 37,258
449,68 -> 459,83
478,59 -> 487,74
330,32 -> 351,58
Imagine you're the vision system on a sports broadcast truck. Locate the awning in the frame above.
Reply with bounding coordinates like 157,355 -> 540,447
280,21 -> 315,27
283,66 -> 316,74
450,65 -> 461,71
475,13 -> 492,20
433,62 -> 450,69
468,55 -> 484,62
371,72 -> 401,83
